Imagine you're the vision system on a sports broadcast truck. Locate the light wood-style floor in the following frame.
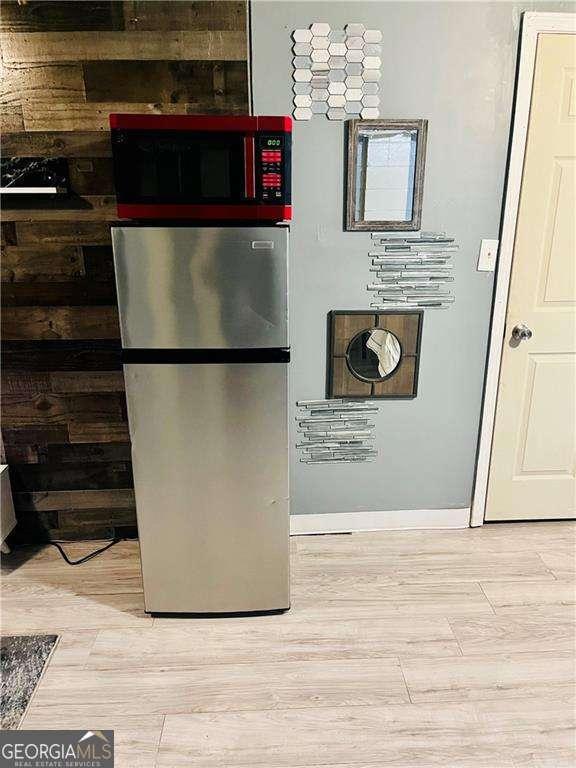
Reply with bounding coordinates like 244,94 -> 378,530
1,522 -> 575,767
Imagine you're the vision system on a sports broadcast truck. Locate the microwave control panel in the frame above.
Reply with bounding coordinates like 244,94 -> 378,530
257,134 -> 291,204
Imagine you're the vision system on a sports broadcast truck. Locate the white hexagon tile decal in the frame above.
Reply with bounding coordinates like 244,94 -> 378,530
292,23 -> 382,120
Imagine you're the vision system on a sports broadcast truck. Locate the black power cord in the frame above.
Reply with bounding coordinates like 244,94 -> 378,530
9,537 -> 125,565
48,538 -> 124,565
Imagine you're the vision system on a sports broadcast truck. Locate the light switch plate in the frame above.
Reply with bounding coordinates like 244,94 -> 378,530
478,239 -> 499,272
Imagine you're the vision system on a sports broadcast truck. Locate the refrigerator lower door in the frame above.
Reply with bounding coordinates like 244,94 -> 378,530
124,362 -> 289,614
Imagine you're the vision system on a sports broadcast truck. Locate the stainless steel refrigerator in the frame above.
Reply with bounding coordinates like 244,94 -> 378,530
111,226 -> 290,615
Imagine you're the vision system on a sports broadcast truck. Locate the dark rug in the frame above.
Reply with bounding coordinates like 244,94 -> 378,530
1,635 -> 58,729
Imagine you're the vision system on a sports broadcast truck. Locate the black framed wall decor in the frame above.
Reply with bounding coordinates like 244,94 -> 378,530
328,310 -> 423,398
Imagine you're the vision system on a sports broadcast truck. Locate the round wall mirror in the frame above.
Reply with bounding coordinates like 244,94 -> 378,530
346,328 -> 402,381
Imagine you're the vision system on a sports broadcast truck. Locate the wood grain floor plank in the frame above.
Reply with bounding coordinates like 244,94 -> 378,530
21,711 -> 163,768
47,631 -> 98,668
449,614 -> 576,655
28,657 -> 409,716
295,523 -> 575,556
291,578 -> 495,620
87,615 -> 460,670
480,580 -> 576,609
157,699 -> 573,767
400,651 -> 575,703
537,548 -> 575,580
0,592 -> 150,632
295,550 -> 553,583
2,566 -> 142,598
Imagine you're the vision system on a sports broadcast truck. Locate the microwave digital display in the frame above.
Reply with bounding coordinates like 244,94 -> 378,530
110,115 -> 292,222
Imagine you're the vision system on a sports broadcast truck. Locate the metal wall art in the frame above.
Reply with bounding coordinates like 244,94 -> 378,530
296,399 -> 379,463
328,311 -> 423,399
292,23 -> 382,121
367,233 -> 458,309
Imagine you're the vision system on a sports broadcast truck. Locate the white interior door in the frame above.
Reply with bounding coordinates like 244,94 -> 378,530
486,32 -> 576,521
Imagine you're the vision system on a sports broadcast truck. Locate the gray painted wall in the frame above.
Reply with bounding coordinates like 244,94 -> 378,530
251,1 -> 571,517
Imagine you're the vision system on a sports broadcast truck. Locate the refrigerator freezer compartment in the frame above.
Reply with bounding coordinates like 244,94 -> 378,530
112,226 -> 288,350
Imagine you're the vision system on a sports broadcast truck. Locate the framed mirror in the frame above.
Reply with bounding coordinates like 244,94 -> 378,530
328,310 -> 423,399
346,119 -> 428,231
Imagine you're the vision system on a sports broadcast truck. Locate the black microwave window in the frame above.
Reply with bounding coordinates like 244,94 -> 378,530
200,146 -> 231,198
113,131 -> 244,204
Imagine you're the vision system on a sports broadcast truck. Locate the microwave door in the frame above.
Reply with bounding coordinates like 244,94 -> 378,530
115,131 -> 247,206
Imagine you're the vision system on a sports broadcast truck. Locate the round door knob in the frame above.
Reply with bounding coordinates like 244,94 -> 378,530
512,323 -> 533,341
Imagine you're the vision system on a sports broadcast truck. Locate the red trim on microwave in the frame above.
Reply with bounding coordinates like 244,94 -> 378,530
109,114 -> 292,132
258,116 -> 292,132
117,203 -> 292,221
243,135 -> 255,199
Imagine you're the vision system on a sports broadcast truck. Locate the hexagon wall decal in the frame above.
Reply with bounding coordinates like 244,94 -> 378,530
292,23 -> 382,120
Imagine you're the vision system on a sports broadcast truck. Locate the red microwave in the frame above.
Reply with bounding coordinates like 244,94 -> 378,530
109,114 -> 292,222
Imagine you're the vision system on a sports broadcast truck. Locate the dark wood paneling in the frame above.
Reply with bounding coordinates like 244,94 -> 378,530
1,246 -> 85,282
15,222 -> 112,245
2,392 -> 125,426
0,63 -> 86,105
50,371 -> 125,393
0,2 -> 125,33
68,421 -> 130,444
83,60 -> 248,107
1,341 -> 122,371
1,31 -> 246,64
56,507 -> 136,535
1,0 -> 249,542
3,426 -> 70,446
14,488 -> 135,511
46,442 -> 132,464
21,99 -> 247,132
3,425 -> 67,465
2,281 -> 116,307
2,196 -> 118,221
1,372 -> 52,396
68,159 -> 115,195
1,222 -> 18,245
10,462 -> 133,492
1,104 -> 24,131
1,370 -> 123,395
2,306 -> 120,340
82,246 -> 115,281
122,1 -> 246,31
2,132 -> 113,158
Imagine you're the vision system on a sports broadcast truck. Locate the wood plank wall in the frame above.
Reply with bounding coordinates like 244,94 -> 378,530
1,1 -> 249,542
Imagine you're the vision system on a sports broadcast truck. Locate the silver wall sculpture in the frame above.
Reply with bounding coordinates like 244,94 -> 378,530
296,399 -> 379,463
292,23 -> 382,121
367,232 -> 458,310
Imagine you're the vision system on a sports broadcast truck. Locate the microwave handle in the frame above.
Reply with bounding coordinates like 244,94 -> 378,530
243,135 -> 255,199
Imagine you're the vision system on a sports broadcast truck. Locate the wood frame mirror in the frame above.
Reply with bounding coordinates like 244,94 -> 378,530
346,119 -> 428,231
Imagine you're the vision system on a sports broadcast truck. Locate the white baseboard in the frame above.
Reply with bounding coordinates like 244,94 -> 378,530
290,507 -> 471,535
